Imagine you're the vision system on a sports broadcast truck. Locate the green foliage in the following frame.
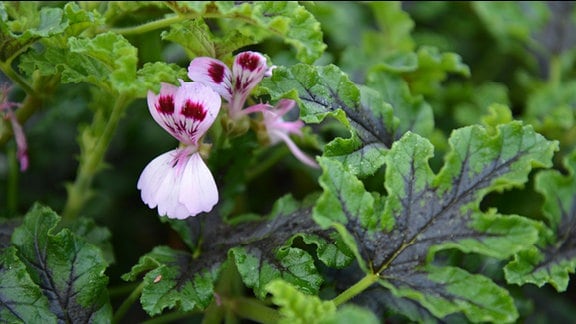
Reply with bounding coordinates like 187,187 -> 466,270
1,1 -> 575,323
2,204 -> 111,322
505,150 -> 576,291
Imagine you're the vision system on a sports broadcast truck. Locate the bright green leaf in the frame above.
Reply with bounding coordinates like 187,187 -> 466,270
505,149 -> 576,291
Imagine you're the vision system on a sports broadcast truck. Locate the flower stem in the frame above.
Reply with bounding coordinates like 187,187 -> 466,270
331,273 -> 380,306
223,296 -> 281,324
549,54 -> 562,87
62,93 -> 132,221
0,61 -> 34,95
110,15 -> 185,35
112,281 -> 145,324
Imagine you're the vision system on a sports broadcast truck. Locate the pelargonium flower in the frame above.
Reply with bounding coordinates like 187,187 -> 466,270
244,99 -> 318,168
187,51 -> 271,120
1,84 -> 28,172
137,81 -> 221,219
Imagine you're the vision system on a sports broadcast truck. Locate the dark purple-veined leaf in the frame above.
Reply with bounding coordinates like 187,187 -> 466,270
261,64 -> 398,177
314,121 -> 558,322
8,203 -> 111,322
0,247 -> 57,322
504,149 -> 576,291
366,68 -> 434,139
121,245 -> 222,316
124,195 -> 353,316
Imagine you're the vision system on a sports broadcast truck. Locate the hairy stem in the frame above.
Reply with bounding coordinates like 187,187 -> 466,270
224,297 -> 281,324
112,281 -> 145,324
62,93 -> 132,221
331,273 -> 380,306
111,15 -> 185,35
0,61 -> 34,95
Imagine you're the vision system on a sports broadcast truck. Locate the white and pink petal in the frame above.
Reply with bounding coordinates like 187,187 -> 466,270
147,81 -> 221,146
179,153 -> 219,216
188,57 -> 233,101
137,149 -> 219,219
232,51 -> 268,98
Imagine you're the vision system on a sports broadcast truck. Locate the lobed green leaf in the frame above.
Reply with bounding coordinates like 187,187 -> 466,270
165,1 -> 325,63
123,246 -> 221,315
313,120 -> 558,321
262,64 -> 398,176
504,149 -> 576,291
0,247 -> 57,323
9,204 -> 111,322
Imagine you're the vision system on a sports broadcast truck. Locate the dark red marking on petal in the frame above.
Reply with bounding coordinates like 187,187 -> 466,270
235,77 -> 244,91
208,62 -> 226,84
181,100 -> 207,121
237,52 -> 261,71
156,95 -> 175,114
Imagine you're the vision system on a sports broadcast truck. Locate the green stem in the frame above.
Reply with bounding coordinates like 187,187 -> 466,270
331,273 -> 380,307
223,297 -> 280,324
112,281 -> 145,324
62,93 -> 132,221
110,15 -> 185,35
549,54 -> 562,87
245,146 -> 289,182
0,61 -> 34,95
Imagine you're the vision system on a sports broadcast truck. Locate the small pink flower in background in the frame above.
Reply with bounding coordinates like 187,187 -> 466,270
137,81 -> 221,219
188,51 -> 271,120
244,99 -> 318,168
188,52 -> 317,169
1,84 -> 28,172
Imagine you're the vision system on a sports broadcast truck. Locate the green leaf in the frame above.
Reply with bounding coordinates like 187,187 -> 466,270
504,149 -> 576,291
9,204 -> 111,322
20,32 -> 139,95
0,2 -> 64,61
338,2 -> 415,76
0,247 -> 57,323
0,2 -> 103,62
122,246 -> 221,316
452,83 -> 511,127
69,217 -> 115,265
125,195 -> 351,313
266,279 -> 336,324
313,120 -> 558,321
402,46 -> 470,96
230,245 -> 323,300
161,19 -> 216,58
167,1 -> 326,63
378,266 -> 517,322
524,81 -> 576,151
266,279 -> 380,324
227,195 -> 347,298
261,64 -> 397,176
366,68 -> 434,139
472,2 -> 550,50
